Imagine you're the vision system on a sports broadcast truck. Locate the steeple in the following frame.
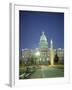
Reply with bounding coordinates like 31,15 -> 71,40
39,32 -> 48,48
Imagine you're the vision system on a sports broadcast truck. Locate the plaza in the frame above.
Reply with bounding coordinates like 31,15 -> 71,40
28,65 -> 64,79
19,65 -> 64,79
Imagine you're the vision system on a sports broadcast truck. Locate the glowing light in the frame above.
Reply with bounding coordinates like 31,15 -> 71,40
40,58 -> 41,61
47,58 -> 49,61
35,51 -> 40,56
22,56 -> 24,58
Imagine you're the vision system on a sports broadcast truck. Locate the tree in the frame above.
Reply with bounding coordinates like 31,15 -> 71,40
19,59 -> 24,66
54,54 -> 59,64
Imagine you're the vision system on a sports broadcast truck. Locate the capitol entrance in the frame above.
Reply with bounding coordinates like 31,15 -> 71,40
36,57 -> 50,65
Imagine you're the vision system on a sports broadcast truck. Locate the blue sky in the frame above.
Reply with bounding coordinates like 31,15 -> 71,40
19,10 -> 64,51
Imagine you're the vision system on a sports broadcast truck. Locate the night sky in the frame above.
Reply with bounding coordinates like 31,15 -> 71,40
19,10 -> 64,51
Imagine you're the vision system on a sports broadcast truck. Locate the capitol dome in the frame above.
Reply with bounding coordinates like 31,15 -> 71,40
40,32 -> 47,42
39,32 -> 48,48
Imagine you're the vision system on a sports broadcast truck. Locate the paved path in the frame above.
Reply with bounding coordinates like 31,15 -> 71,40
28,66 -> 64,79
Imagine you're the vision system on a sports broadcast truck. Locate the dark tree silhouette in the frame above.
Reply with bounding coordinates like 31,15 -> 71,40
54,54 -> 59,64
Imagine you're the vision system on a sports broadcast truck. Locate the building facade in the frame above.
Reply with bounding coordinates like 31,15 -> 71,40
21,32 -> 64,65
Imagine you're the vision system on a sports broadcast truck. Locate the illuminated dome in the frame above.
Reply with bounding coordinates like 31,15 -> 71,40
40,32 -> 47,42
39,32 -> 48,48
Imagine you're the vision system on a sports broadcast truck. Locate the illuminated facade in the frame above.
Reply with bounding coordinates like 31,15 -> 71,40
21,32 -> 64,65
